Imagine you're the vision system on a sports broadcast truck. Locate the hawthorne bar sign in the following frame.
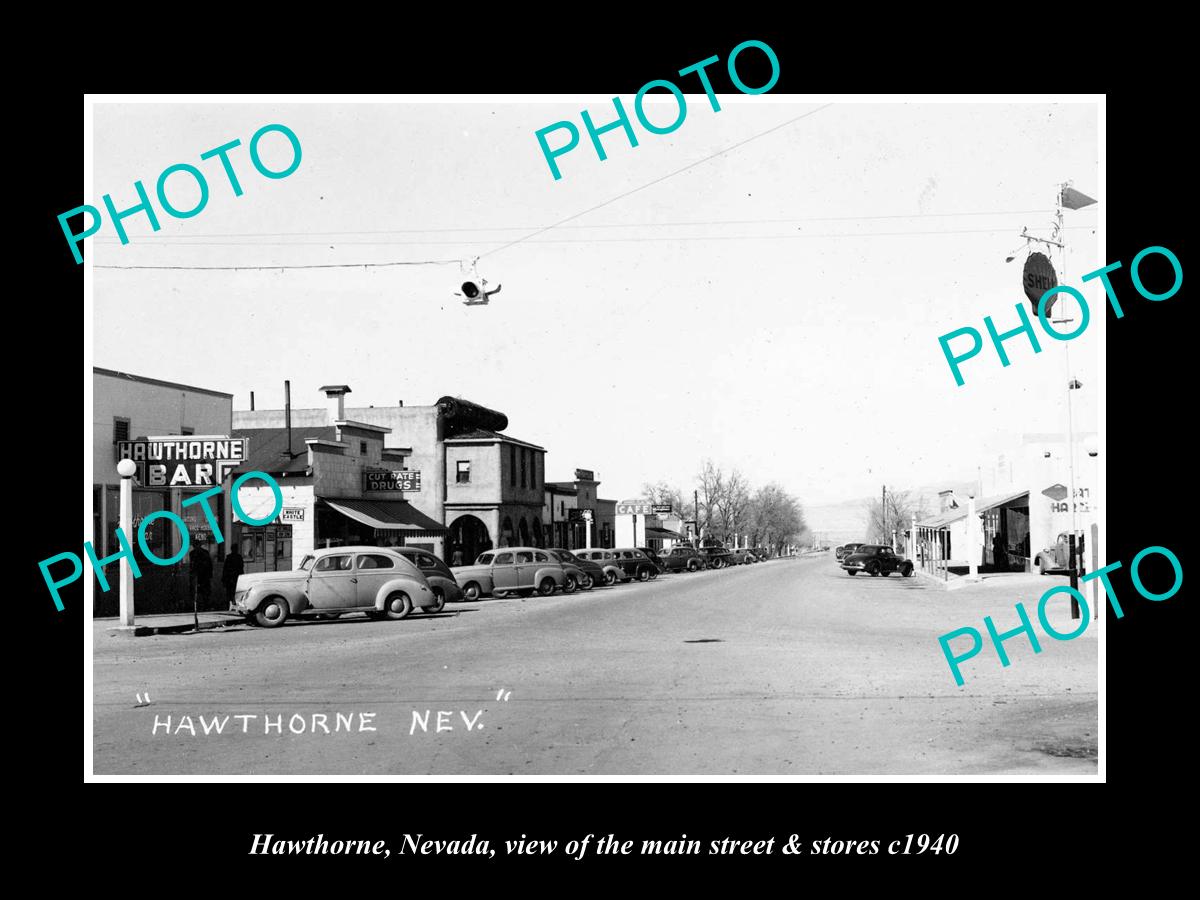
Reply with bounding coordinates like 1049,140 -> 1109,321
118,436 -> 247,486
363,469 -> 422,493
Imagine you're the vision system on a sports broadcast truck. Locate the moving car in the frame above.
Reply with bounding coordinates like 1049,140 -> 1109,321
391,547 -> 463,612
451,547 -> 567,600
659,546 -> 706,572
547,548 -> 599,591
1034,531 -> 1086,575
610,547 -> 660,581
835,542 -> 863,561
840,544 -> 914,577
232,546 -> 438,628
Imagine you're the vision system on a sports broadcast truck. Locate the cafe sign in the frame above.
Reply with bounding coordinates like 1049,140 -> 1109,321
118,436 -> 247,487
363,469 -> 422,493
616,502 -> 654,515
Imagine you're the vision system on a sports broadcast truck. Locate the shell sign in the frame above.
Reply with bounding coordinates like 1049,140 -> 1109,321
1023,252 -> 1059,317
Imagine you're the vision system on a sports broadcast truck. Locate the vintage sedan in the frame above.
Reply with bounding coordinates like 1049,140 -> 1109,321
232,546 -> 437,628
610,547 -> 660,581
840,544 -> 914,577
572,548 -> 632,585
659,546 -> 706,573
451,547 -> 567,600
548,548 -> 600,591
391,547 -> 463,611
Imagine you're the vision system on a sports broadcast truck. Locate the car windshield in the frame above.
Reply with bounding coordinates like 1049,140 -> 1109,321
475,552 -> 494,565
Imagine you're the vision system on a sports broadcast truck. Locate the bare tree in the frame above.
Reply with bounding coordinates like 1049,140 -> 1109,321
863,488 -> 930,545
641,481 -> 686,517
696,460 -> 725,538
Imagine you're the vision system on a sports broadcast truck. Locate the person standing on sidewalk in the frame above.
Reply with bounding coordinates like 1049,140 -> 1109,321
190,545 -> 213,608
221,547 -> 245,606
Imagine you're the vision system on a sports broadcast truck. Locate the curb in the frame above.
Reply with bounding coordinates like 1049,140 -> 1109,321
108,617 -> 246,637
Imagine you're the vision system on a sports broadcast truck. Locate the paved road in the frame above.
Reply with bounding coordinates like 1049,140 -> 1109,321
92,554 -> 1097,775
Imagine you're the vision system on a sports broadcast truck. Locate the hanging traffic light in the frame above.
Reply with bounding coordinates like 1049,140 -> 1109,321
455,259 -> 502,306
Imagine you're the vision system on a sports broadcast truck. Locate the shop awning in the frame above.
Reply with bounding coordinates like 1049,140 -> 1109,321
646,526 -> 686,539
322,498 -> 446,533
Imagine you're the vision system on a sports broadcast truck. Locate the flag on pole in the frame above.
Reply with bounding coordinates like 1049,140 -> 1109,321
1061,186 -> 1097,210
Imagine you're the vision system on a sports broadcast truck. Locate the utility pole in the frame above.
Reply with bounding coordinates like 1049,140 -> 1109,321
881,484 -> 887,544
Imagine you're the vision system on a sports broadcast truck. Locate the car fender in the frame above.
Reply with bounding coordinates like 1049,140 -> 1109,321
246,583 -> 308,614
427,574 -> 464,602
373,575 -> 434,611
535,566 -> 565,586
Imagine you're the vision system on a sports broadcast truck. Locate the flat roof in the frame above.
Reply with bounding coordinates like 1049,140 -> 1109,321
94,366 -> 233,400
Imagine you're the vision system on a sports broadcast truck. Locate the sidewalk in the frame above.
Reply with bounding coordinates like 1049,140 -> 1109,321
95,610 -> 246,637
921,571 -> 1102,641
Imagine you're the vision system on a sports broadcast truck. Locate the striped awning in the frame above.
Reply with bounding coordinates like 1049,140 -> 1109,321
322,497 -> 446,533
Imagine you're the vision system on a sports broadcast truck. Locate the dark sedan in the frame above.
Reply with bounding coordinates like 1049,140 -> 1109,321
840,544 -> 914,577
699,547 -> 734,569
391,547 -> 463,612
548,548 -> 603,590
610,547 -> 660,581
835,542 -> 864,561
659,546 -> 707,572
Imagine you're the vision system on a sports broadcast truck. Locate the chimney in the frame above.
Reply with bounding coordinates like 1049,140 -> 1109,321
283,380 -> 293,459
320,384 -> 352,423
250,390 -> 255,411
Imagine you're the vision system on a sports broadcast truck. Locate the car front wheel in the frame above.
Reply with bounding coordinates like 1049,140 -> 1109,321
462,582 -> 482,601
427,589 -> 446,614
847,570 -> 858,576
563,575 -> 578,594
580,573 -> 594,590
605,570 -> 617,586
538,577 -> 557,597
637,567 -> 651,582
902,564 -> 914,577
254,597 -> 289,628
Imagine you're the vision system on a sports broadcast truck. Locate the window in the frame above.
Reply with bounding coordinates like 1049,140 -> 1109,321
181,426 -> 194,436
534,551 -> 548,562
315,554 -> 353,572
521,448 -> 528,488
113,417 -> 130,444
456,460 -> 471,483
561,501 -> 566,516
476,552 -> 495,565
510,445 -> 516,486
516,551 -> 533,563
495,552 -> 514,565
356,554 -> 395,570
299,555 -> 315,571
415,554 -> 439,570
360,440 -> 368,455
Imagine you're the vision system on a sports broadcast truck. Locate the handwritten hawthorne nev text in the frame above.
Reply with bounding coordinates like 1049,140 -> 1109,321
58,124 -> 302,264
937,245 -> 1182,387
534,40 -> 780,181
38,471 -> 283,611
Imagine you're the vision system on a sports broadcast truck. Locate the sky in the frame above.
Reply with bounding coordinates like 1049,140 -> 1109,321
91,98 -> 1100,508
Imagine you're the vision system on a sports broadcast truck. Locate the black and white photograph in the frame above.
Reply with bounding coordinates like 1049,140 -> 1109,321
79,91 -> 1107,779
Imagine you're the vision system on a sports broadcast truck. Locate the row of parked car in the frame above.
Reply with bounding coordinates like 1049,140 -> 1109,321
232,543 -> 776,628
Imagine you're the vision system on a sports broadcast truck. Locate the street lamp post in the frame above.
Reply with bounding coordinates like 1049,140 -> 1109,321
117,458 -> 138,626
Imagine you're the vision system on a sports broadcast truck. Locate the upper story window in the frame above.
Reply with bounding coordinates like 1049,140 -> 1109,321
360,440 -> 368,455
510,445 -> 517,487
521,448 -> 528,488
113,417 -> 130,443
456,460 -> 471,483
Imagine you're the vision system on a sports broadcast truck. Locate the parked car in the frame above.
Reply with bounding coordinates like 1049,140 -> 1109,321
573,549 -> 632,585
659,546 -> 707,573
750,547 -> 770,561
835,542 -> 864,561
699,547 -> 734,569
1034,531 -> 1086,575
840,544 -> 914,577
547,548 -> 599,591
610,547 -> 660,581
232,546 -> 437,628
391,547 -> 462,612
728,549 -> 755,565
637,547 -> 667,572
451,547 -> 567,600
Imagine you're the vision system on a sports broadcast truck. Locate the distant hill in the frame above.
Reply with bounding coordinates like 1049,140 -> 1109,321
806,479 -> 978,544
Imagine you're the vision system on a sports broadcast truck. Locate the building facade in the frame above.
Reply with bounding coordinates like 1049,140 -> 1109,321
92,367 -> 235,614
234,387 -> 546,564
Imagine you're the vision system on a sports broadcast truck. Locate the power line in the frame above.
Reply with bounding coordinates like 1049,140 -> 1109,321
91,208 -> 1068,241
92,258 -> 460,271
479,103 -> 837,259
